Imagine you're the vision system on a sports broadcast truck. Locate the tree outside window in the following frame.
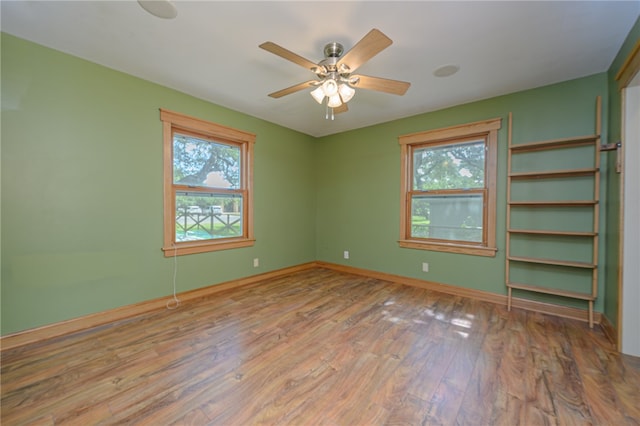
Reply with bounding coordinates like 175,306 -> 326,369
399,118 -> 501,257
161,109 -> 255,256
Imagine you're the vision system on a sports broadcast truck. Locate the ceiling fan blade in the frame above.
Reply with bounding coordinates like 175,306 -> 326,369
259,41 -> 318,71
268,81 -> 317,98
351,75 -> 411,96
333,103 -> 348,114
337,29 -> 393,73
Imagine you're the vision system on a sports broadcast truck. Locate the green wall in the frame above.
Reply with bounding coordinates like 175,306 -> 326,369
315,74 -> 609,310
1,34 -> 317,335
1,25 -> 633,335
603,16 -> 640,329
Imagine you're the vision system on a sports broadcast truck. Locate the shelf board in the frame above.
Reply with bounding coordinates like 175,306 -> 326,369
508,200 -> 598,207
508,229 -> 597,237
508,255 -> 596,269
506,282 -> 595,301
509,168 -> 598,179
510,135 -> 598,152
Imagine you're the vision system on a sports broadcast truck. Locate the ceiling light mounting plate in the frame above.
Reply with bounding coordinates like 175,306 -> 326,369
324,42 -> 344,59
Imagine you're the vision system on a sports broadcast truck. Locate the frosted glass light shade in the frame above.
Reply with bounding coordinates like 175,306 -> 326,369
310,86 -> 325,104
338,84 -> 355,103
322,79 -> 338,97
327,94 -> 342,108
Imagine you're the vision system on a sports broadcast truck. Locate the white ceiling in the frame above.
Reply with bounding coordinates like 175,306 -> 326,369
2,1 -> 638,137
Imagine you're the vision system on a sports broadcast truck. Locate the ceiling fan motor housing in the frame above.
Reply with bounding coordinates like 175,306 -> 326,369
319,42 -> 353,79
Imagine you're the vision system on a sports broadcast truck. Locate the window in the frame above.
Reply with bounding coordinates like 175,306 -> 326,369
399,118 -> 501,257
160,109 -> 255,256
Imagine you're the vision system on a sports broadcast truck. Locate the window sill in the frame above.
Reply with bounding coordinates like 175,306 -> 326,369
163,238 -> 255,257
398,239 -> 497,257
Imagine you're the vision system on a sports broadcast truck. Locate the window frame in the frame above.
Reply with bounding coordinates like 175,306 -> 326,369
160,109 -> 255,256
398,118 -> 501,257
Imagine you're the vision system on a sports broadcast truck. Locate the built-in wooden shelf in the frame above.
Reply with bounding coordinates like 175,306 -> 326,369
509,135 -> 598,152
508,200 -> 598,207
505,99 -> 601,328
507,229 -> 597,237
508,255 -> 596,269
506,282 -> 596,301
509,168 -> 598,179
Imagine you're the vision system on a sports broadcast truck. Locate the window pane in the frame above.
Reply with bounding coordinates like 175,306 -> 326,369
411,194 -> 483,242
173,133 -> 240,189
175,192 -> 243,242
413,140 -> 485,190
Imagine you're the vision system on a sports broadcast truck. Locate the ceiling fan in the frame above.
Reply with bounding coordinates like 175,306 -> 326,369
259,29 -> 411,120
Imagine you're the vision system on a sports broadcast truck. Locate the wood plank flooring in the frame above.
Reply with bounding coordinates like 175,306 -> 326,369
2,268 -> 639,425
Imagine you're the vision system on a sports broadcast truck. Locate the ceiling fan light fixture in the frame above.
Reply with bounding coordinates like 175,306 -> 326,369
322,79 -> 338,97
327,94 -> 343,108
310,86 -> 325,104
338,83 -> 355,103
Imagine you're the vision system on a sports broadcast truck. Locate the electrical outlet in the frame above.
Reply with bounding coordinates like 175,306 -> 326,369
253,258 -> 259,268
343,250 -> 350,260
422,262 -> 429,272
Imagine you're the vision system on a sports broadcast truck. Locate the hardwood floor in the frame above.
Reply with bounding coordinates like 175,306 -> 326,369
2,268 -> 639,425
